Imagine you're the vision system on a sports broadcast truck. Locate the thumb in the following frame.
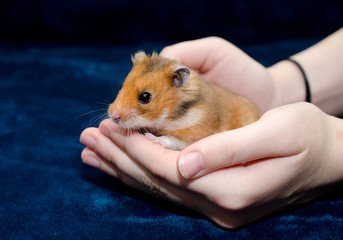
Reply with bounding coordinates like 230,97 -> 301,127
177,112 -> 295,179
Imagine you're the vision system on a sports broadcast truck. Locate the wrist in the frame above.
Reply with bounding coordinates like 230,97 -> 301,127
294,52 -> 343,116
267,60 -> 306,108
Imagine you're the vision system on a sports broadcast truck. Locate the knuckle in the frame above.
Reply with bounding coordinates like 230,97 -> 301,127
138,176 -> 166,200
149,166 -> 167,182
210,215 -> 247,230
160,46 -> 172,54
203,133 -> 236,168
211,191 -> 256,212
219,137 -> 236,166
107,153 -> 118,164
207,36 -> 226,44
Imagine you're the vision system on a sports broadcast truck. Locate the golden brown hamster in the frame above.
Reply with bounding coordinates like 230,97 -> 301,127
108,51 -> 260,150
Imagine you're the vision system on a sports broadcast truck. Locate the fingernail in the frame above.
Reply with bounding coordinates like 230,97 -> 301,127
178,152 -> 204,179
83,157 -> 100,168
82,135 -> 96,149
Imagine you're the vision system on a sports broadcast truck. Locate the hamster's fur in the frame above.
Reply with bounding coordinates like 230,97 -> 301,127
108,51 -> 260,150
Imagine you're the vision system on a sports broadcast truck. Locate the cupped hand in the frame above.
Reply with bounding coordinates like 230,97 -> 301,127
80,102 -> 343,229
160,37 -> 277,112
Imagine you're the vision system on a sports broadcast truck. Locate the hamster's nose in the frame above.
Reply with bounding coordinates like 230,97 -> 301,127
110,112 -> 121,123
113,115 -> 121,123
114,116 -> 121,122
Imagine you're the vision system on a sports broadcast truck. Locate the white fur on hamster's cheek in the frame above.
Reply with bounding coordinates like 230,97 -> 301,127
118,108 -> 203,132
130,111 -> 169,130
115,110 -> 166,130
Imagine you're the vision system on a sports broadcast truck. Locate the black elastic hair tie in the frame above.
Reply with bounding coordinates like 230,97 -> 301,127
281,58 -> 311,103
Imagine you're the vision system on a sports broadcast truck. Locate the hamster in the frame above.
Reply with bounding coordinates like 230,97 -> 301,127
108,51 -> 260,150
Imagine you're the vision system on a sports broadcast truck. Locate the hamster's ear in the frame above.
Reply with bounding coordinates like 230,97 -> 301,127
172,65 -> 190,88
132,51 -> 146,64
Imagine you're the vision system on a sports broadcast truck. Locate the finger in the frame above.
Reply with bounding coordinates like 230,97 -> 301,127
80,127 -> 169,195
177,109 -> 302,179
81,146 -> 162,196
98,119 -> 183,185
81,147 -> 119,177
80,126 -> 145,178
160,37 -> 229,74
81,123 -> 193,201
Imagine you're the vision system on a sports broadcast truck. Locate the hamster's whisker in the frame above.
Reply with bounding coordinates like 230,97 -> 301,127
126,125 -> 132,135
91,95 -> 113,105
67,104 -> 108,123
123,120 -> 134,136
94,100 -> 112,106
79,108 -> 108,117
87,112 -> 109,127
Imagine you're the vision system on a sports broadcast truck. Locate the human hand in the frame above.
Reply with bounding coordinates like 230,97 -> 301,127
80,102 -> 343,228
160,37 -> 277,112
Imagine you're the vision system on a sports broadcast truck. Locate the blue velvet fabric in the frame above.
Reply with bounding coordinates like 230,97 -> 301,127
1,0 -> 343,239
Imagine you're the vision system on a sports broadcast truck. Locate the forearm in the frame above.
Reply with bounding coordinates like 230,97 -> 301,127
330,115 -> 343,187
268,28 -> 343,116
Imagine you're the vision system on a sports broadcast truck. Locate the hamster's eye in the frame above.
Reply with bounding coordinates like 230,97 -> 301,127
138,91 -> 152,104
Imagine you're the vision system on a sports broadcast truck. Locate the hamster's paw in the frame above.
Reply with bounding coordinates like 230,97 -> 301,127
144,133 -> 188,151
144,133 -> 166,146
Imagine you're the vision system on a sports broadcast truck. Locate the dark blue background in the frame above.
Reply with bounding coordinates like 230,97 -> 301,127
1,0 -> 342,239
1,0 -> 342,45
